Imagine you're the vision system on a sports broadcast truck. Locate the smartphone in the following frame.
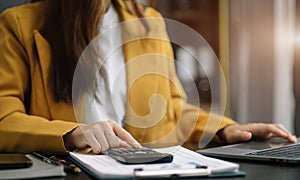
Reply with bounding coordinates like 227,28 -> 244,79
0,154 -> 32,169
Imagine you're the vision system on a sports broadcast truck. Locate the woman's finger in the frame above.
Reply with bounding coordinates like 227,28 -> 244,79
273,124 -> 297,142
263,124 -> 288,138
118,139 -> 133,148
84,131 -> 102,154
111,122 -> 141,148
104,128 -> 120,148
224,125 -> 252,143
93,130 -> 110,152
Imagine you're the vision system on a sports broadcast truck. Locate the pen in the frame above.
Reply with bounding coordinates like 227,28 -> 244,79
31,152 -> 60,166
50,156 -> 81,174
134,167 -> 211,178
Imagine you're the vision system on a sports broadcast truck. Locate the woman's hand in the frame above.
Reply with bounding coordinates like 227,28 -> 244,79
219,123 -> 297,144
63,120 -> 141,154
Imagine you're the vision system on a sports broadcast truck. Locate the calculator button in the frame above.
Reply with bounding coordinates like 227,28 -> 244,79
134,151 -> 147,154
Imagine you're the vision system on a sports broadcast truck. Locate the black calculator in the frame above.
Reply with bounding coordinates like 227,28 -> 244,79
103,147 -> 173,164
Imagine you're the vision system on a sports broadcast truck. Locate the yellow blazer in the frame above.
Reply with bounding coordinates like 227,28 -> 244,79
0,1 -> 236,154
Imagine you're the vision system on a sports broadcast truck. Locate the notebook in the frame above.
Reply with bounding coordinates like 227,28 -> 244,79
197,137 -> 300,163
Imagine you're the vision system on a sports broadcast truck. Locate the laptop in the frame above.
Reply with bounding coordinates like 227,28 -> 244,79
197,137 -> 300,163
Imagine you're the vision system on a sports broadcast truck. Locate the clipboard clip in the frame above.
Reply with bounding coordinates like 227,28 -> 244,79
134,166 -> 211,179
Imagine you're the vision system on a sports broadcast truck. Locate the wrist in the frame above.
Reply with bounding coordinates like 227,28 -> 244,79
63,128 -> 77,151
216,128 -> 228,144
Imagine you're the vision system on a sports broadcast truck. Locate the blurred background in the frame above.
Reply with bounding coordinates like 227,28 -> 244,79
143,0 -> 300,136
0,0 -> 27,12
1,0 -> 299,135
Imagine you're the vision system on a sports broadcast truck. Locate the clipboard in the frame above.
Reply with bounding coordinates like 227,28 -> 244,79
69,146 -> 243,179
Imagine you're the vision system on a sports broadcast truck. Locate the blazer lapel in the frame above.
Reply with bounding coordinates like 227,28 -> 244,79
33,30 -> 51,89
33,30 -> 76,121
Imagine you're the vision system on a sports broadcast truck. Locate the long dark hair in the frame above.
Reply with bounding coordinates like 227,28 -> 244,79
36,0 -> 147,102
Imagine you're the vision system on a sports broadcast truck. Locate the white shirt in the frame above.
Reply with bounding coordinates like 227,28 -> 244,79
79,5 -> 127,125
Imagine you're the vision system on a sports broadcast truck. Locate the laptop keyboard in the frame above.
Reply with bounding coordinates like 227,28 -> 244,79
245,143 -> 300,158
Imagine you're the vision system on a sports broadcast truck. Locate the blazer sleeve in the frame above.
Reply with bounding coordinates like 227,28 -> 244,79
0,8 -> 78,154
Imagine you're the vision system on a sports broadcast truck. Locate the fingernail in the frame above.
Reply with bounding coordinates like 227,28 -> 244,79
134,143 -> 142,148
292,135 -> 297,142
244,132 -> 252,140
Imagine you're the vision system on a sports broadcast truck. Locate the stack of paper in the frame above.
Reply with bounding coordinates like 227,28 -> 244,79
70,146 -> 242,179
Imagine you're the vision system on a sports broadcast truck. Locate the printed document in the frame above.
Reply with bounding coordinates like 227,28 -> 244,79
69,146 -> 239,179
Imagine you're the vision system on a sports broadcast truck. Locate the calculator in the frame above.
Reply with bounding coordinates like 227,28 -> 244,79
103,147 -> 173,164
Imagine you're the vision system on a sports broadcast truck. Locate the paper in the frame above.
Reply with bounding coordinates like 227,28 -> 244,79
69,146 -> 239,178
155,146 -> 239,173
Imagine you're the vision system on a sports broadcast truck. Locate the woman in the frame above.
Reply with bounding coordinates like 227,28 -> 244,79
0,0 -> 296,154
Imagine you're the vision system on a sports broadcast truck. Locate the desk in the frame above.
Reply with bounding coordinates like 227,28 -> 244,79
49,159 -> 300,180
